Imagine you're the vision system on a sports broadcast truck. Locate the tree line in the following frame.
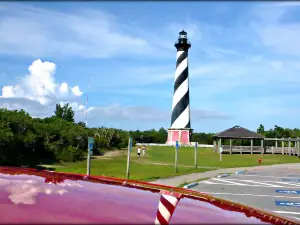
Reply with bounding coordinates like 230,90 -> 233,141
0,104 -> 298,167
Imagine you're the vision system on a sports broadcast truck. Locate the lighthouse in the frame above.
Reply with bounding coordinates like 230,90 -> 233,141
166,30 -> 192,145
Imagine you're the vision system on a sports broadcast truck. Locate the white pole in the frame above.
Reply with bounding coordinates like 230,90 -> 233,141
85,75 -> 91,127
85,94 -> 88,127
126,137 -> 132,180
220,146 -> 222,162
85,77 -> 91,175
175,141 -> 179,173
87,139 -> 91,175
195,142 -> 198,169
87,150 -> 91,175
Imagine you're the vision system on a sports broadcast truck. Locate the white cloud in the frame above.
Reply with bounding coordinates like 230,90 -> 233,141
0,3 -> 169,59
84,103 -> 231,125
250,3 -> 300,58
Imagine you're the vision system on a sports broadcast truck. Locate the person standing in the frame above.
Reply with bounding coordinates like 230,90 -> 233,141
142,146 -> 146,156
137,147 -> 141,159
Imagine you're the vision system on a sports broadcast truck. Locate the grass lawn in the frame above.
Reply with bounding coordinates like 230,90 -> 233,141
146,146 -> 300,168
54,146 -> 300,181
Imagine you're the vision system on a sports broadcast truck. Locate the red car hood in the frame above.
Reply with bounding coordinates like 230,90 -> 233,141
0,166 -> 296,224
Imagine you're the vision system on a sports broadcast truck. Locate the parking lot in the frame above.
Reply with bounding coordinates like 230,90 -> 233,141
191,164 -> 300,222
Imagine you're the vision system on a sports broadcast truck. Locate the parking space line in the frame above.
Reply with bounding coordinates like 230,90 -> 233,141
200,192 -> 300,199
291,216 -> 300,221
211,178 -> 247,186
225,179 -> 281,187
273,210 -> 300,215
217,178 -> 300,187
271,181 -> 300,187
236,174 -> 300,179
201,179 -> 300,188
201,180 -> 286,188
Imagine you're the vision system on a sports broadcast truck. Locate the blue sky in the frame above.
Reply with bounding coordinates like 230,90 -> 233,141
0,2 -> 300,133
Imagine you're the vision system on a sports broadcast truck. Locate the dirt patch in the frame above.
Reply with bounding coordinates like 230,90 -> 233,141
92,150 -> 127,160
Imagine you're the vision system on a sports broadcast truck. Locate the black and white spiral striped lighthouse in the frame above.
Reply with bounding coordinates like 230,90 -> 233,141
166,30 -> 192,145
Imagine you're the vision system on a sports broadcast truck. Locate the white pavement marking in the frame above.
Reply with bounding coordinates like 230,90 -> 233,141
211,178 -> 247,186
201,192 -> 300,199
230,179 -> 282,187
223,178 -> 298,187
291,216 -> 300,221
273,210 -> 300,215
209,177 -> 300,188
200,180 -> 300,189
201,180 -> 283,188
270,181 -> 300,187
238,174 -> 300,179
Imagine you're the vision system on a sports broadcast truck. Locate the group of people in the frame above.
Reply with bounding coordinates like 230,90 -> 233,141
137,146 -> 146,158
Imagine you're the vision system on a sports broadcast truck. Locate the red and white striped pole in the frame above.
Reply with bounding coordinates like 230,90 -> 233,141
155,190 -> 182,225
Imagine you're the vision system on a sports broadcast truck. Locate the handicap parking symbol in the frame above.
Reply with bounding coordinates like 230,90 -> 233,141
276,189 -> 300,194
275,200 -> 300,207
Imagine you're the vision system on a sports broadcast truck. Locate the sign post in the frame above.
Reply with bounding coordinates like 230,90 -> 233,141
195,142 -> 198,169
126,137 -> 132,180
175,141 -> 179,173
87,137 -> 94,175
220,146 -> 223,162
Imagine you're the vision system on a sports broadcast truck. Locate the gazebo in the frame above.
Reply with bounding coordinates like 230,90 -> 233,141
213,125 -> 265,154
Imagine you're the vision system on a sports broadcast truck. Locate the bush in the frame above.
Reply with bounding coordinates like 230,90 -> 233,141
59,146 -> 83,162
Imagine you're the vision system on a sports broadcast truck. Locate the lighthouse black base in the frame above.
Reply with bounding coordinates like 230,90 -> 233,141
166,128 -> 192,145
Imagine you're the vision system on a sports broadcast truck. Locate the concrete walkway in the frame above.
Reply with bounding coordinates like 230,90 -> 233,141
150,163 -> 300,187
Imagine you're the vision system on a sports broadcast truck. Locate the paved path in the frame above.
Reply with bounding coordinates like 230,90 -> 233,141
133,160 -> 219,169
191,163 -> 300,222
150,163 -> 300,187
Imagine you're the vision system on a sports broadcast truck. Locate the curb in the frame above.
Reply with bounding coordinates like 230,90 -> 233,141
183,182 -> 199,189
235,170 -> 247,175
217,173 -> 230,178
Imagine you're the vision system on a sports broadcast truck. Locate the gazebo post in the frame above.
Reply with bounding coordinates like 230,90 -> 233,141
250,139 -> 253,154
261,139 -> 264,154
213,139 -> 217,152
297,137 -> 300,158
275,139 -> 278,154
229,139 -> 232,154
288,138 -> 291,156
240,139 -> 242,154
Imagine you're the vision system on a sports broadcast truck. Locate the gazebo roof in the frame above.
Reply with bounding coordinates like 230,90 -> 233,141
213,125 -> 265,139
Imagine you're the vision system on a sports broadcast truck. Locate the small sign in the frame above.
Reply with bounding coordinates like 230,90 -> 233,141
220,147 -> 223,153
276,190 -> 300,194
88,137 -> 94,150
275,200 -> 300,207
175,141 -> 179,150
